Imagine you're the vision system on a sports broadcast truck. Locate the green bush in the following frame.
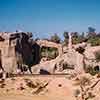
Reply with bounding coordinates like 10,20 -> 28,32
87,37 -> 100,46
41,47 -> 58,59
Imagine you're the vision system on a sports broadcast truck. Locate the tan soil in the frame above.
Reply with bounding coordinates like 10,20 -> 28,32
0,76 -> 76,100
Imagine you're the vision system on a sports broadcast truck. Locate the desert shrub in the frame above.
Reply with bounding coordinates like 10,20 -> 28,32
50,34 -> 61,43
72,37 -> 79,44
85,66 -> 99,75
74,89 -> 81,98
95,51 -> 100,62
80,76 -> 91,86
41,47 -> 58,59
87,37 -> 100,46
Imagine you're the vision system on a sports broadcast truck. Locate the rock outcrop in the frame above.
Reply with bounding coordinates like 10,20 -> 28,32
0,32 -> 34,75
0,31 -> 100,76
36,40 -> 63,56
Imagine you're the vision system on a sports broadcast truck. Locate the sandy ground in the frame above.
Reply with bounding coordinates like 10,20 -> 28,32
0,76 -> 76,100
0,94 -> 75,100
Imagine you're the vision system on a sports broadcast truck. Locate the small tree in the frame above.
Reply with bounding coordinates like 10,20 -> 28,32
71,32 -> 80,44
63,31 -> 69,39
63,32 -> 69,45
88,27 -> 96,33
87,27 -> 96,38
50,33 -> 60,43
71,32 -> 79,38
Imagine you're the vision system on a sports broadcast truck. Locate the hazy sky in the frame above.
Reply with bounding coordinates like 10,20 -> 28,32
0,0 -> 100,39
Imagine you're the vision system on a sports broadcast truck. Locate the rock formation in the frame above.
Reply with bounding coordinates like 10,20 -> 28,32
0,32 -> 35,77
0,33 -> 17,74
0,31 -> 100,76
32,33 -> 100,75
32,33 -> 84,74
36,39 -> 63,56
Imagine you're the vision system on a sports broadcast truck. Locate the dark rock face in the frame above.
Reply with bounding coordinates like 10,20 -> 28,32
32,43 -> 40,65
0,32 -> 41,74
94,65 -> 99,72
14,32 -> 42,73
76,47 -> 85,54
15,33 -> 33,66
40,69 -> 51,75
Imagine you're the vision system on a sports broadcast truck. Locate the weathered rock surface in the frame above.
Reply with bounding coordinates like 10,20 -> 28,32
0,32 -> 34,74
0,31 -> 100,76
36,40 -> 63,56
32,49 -> 85,75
